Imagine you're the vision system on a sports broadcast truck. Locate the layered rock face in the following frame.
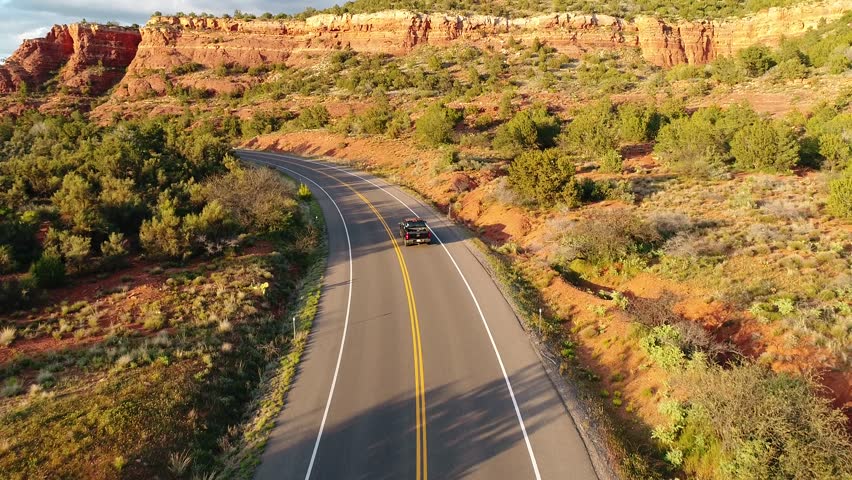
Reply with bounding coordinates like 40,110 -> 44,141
0,24 -> 141,95
0,26 -> 74,94
118,2 -> 848,97
1,1 -> 849,102
115,11 -> 637,97
636,0 -> 850,67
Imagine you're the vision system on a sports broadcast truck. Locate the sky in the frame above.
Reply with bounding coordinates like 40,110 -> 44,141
0,0 -> 339,61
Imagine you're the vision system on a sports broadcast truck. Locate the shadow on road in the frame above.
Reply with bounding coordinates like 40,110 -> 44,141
261,363 -> 561,480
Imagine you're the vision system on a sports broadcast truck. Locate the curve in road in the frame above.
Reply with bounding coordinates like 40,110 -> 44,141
238,149 -> 598,480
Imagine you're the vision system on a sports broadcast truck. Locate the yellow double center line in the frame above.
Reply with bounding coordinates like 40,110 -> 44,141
309,166 -> 428,480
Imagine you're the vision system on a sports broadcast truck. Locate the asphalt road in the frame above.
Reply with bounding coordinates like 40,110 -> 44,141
237,150 -> 598,480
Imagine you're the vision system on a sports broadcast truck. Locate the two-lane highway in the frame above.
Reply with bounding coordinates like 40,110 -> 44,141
238,149 -> 598,480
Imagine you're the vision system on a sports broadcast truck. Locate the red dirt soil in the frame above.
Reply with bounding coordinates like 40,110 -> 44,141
0,242 -> 276,365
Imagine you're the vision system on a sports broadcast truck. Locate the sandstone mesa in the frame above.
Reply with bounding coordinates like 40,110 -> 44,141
0,1 -> 848,100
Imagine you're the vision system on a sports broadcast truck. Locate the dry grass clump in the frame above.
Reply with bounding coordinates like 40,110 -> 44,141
0,326 -> 16,346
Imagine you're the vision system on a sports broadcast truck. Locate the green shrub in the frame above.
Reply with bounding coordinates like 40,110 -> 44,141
298,183 -> 312,200
658,97 -> 688,121
774,58 -> 808,80
498,91 -> 515,119
29,254 -> 66,288
214,62 -> 248,77
329,49 -> 356,70
774,38 -> 809,66
562,99 -> 618,158
297,105 -> 330,129
241,111 -> 291,138
358,103 -> 393,135
354,91 -> 395,135
98,175 -> 146,234
654,116 -> 729,177
493,110 -> 537,153
818,133 -> 851,171
183,200 -> 241,253
492,104 -> 560,154
577,178 -> 634,203
507,149 -> 578,207
247,64 -> 272,76
827,172 -> 852,219
640,325 -> 686,370
54,232 -> 91,274
526,105 -> 561,147
665,64 -> 706,82
710,56 -> 745,85
171,62 -> 203,75
712,103 -> 761,139
0,219 -> 39,271
100,232 -> 128,270
730,120 -> 800,172
0,278 -> 35,313
414,102 -> 462,146
674,363 -> 852,480
204,167 -> 297,232
618,102 -> 660,143
386,110 -> 411,138
434,148 -> 459,173
140,197 -> 188,259
826,54 -> 852,74
598,148 -> 624,173
52,173 -> 105,235
0,118 -> 13,144
738,45 -> 776,77
575,52 -> 634,93
100,232 -> 127,258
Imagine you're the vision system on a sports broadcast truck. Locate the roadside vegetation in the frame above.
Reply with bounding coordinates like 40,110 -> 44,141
138,13 -> 850,479
0,112 -> 325,478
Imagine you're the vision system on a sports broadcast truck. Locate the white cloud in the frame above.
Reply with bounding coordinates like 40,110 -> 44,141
16,26 -> 49,42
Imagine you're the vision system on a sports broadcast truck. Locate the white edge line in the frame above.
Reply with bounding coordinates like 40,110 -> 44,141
244,150 -> 543,480
244,156 -> 353,480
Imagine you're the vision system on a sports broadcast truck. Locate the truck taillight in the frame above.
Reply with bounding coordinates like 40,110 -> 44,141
427,231 -> 431,238
405,234 -> 410,239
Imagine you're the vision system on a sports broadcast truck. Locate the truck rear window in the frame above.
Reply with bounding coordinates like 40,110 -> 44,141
407,221 -> 427,228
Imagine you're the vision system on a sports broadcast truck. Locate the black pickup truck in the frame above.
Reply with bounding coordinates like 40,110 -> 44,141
399,218 -> 432,246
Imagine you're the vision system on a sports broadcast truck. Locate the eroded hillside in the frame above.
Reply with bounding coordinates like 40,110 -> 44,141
0,0 -> 848,112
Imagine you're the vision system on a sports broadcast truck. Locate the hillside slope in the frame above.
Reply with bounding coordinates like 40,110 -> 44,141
0,0 -> 847,108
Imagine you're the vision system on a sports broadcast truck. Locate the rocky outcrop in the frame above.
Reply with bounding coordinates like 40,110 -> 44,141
636,0 -> 850,66
2,1 -> 849,102
0,24 -> 140,95
115,11 -> 639,97
138,11 -> 635,60
0,26 -> 73,94
119,0 -> 848,98
61,24 -> 142,94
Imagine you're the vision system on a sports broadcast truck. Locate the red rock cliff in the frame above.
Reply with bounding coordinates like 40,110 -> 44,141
114,11 -> 637,98
0,23 -> 141,95
115,1 -> 848,98
636,0 -> 850,66
2,1 -> 849,101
